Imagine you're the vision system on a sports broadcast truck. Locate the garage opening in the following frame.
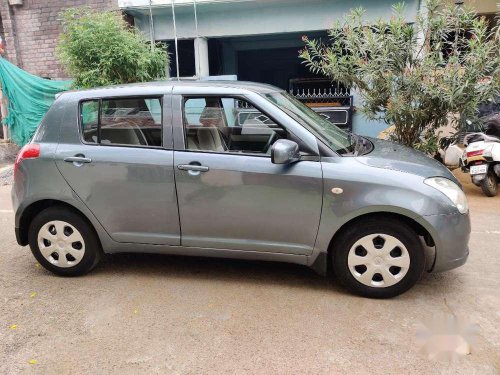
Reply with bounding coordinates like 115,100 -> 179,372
208,32 -> 353,130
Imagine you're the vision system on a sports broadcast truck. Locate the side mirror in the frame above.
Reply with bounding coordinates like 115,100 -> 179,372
271,139 -> 301,164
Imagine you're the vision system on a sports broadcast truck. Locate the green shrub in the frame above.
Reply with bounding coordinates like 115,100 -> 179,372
300,0 -> 499,149
57,7 -> 168,88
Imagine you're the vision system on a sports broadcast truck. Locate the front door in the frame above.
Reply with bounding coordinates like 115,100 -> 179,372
55,96 -> 180,245
173,95 -> 322,255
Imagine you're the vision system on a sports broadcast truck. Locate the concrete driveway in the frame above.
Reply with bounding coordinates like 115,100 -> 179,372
0,172 -> 499,374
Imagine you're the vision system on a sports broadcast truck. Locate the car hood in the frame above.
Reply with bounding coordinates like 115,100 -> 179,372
355,137 -> 458,182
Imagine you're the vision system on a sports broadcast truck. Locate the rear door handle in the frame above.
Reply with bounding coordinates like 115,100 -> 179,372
64,156 -> 92,165
64,157 -> 92,163
177,164 -> 209,172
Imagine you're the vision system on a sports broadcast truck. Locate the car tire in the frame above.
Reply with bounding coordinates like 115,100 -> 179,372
480,170 -> 498,197
28,206 -> 102,276
332,217 -> 425,298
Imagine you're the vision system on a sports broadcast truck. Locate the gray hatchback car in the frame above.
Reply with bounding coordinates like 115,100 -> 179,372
12,81 -> 470,298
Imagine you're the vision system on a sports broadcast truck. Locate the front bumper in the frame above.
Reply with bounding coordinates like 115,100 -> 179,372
417,211 -> 471,273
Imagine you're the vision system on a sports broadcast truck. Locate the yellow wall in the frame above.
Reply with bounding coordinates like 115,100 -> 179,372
444,0 -> 498,14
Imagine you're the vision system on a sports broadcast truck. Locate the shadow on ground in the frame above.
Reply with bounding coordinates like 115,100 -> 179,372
73,251 -> 460,300
93,252 -> 336,291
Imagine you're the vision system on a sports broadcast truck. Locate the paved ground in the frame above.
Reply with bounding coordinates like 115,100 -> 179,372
0,142 -> 18,170
0,142 -> 17,186
0,166 -> 13,186
0,170 -> 499,374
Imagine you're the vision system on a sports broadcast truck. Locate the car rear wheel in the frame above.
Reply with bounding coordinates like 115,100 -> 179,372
480,170 -> 498,197
28,207 -> 102,276
332,218 -> 425,298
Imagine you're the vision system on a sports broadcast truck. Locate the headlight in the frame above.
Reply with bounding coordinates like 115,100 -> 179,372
424,177 -> 469,214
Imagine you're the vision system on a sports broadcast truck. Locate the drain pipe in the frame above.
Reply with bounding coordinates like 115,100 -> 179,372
0,82 -> 9,141
171,0 -> 180,80
7,2 -> 22,69
148,0 -> 154,51
194,0 -> 200,77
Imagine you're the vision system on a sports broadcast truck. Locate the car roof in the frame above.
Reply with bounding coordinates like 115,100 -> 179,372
58,80 -> 282,101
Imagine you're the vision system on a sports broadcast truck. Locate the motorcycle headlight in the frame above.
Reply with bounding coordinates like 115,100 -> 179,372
424,177 -> 469,214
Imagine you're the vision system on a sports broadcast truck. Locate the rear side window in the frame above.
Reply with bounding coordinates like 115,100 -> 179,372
79,97 -> 162,147
81,101 -> 99,143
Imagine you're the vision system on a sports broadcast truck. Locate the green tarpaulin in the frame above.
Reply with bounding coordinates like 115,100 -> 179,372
0,57 -> 72,146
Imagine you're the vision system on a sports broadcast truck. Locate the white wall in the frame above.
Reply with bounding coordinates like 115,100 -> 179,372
123,0 -> 422,136
127,0 -> 420,40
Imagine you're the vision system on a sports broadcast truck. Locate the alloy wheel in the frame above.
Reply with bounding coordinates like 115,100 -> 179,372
37,220 -> 85,268
347,233 -> 410,288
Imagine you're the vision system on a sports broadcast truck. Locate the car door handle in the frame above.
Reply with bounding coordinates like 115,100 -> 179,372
177,164 -> 209,172
64,156 -> 92,164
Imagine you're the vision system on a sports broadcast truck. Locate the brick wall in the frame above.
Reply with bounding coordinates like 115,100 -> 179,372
0,0 -> 119,79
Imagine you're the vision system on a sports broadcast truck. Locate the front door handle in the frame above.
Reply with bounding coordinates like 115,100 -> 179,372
177,164 -> 209,172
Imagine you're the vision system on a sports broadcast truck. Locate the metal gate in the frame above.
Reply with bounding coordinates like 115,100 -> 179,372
289,78 -> 353,132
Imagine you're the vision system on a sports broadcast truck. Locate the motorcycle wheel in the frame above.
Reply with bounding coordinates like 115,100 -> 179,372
480,171 -> 498,197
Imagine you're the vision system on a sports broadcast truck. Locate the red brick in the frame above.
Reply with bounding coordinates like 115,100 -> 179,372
0,0 -> 119,79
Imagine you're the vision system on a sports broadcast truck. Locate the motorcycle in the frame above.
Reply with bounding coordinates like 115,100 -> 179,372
462,118 -> 500,197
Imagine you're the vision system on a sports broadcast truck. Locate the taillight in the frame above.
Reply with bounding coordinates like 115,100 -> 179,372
466,149 -> 484,158
14,143 -> 40,178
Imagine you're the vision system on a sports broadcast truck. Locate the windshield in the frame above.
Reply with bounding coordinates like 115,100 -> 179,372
264,92 -> 354,154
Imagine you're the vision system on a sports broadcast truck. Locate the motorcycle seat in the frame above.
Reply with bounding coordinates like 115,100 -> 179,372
464,133 -> 500,145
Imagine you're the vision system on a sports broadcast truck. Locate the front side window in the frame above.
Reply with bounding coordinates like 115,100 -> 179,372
264,92 -> 354,154
80,97 -> 162,147
183,96 -> 285,155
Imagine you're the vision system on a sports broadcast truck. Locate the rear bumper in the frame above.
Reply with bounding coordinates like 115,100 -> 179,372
417,211 -> 470,273
15,226 -> 26,246
12,179 -> 27,246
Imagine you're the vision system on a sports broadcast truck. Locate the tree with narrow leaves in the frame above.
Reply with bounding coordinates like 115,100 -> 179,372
300,0 -> 499,151
57,7 -> 169,89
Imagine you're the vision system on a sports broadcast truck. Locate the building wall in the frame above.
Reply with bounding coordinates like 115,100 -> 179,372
444,0 -> 498,14
128,0 -> 420,41
0,0 -> 119,79
124,0 -> 421,136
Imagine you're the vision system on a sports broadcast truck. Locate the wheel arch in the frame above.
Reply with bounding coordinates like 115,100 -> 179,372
17,199 -> 101,247
326,211 -> 434,266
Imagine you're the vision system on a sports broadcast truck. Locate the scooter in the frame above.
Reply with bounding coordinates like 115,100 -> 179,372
462,118 -> 500,197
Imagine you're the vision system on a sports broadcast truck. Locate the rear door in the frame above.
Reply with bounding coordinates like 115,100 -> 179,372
55,95 -> 180,245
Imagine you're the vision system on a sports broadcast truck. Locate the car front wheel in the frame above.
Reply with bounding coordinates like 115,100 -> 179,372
332,218 -> 425,298
28,207 -> 102,276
